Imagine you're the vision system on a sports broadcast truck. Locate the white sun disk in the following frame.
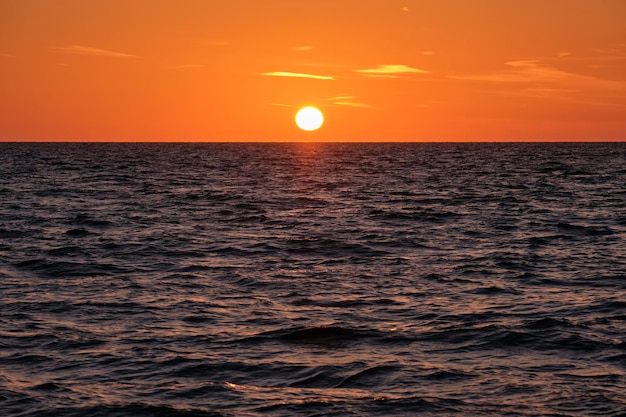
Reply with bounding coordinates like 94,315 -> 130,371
295,106 -> 324,131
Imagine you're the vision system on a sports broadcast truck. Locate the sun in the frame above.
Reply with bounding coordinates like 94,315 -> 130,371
295,106 -> 324,131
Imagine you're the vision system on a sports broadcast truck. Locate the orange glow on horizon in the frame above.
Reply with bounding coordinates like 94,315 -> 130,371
0,0 -> 625,142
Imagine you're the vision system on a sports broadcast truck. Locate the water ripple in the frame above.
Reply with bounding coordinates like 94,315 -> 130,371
0,142 -> 625,416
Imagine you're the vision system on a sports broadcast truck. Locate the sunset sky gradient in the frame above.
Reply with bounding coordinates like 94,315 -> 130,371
1,0 -> 625,141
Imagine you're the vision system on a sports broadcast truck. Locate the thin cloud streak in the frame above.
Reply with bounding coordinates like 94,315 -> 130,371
452,59 -> 626,107
356,64 -> 430,78
268,102 -> 297,108
453,60 -> 626,91
52,45 -> 138,58
327,95 -> 379,110
260,71 -> 335,80
327,95 -> 358,101
332,101 -> 380,110
289,46 -> 313,52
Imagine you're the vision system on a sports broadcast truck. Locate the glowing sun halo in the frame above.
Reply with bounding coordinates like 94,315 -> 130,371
295,106 -> 324,131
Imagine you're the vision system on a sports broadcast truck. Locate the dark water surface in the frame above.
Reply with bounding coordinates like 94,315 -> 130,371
1,142 -> 625,416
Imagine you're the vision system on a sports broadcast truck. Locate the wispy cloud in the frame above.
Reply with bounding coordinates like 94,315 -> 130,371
52,45 -> 137,58
290,46 -> 313,52
260,71 -> 335,80
549,53 -> 626,64
268,102 -> 298,108
356,64 -> 430,78
327,95 -> 379,110
518,45 -> 626,65
452,60 -> 554,83
332,101 -> 380,110
592,43 -> 626,55
328,95 -> 358,101
452,59 -> 626,105
453,60 -> 626,90
0,53 -> 13,57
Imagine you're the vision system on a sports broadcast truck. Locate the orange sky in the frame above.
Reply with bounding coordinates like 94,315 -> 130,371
1,0 -> 625,141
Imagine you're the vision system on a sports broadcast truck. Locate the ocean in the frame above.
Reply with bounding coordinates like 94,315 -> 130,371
1,142 -> 625,416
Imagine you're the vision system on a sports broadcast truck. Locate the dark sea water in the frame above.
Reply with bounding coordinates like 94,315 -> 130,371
1,142 -> 625,416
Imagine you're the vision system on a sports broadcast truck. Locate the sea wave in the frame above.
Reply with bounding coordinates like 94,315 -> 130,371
1,143 -> 625,416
